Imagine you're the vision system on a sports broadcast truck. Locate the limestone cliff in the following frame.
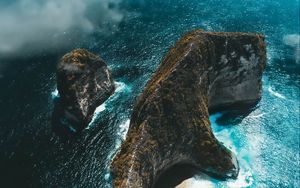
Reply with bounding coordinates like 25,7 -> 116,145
111,30 -> 266,187
52,49 -> 115,134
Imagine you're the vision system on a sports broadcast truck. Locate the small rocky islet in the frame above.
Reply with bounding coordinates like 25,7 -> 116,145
52,29 -> 266,187
52,49 -> 115,134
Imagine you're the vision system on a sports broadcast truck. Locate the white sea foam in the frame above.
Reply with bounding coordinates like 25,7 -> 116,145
212,119 -> 238,154
112,119 -> 130,160
115,81 -> 127,93
86,81 -> 130,129
226,168 -> 254,187
104,173 -> 110,181
184,113 -> 257,188
176,175 -> 215,188
86,103 -> 107,129
118,119 -> 130,140
248,112 -> 265,119
215,135 -> 254,187
268,87 -> 286,99
51,88 -> 59,99
94,103 -> 107,114
51,80 -> 120,129
105,118 -> 130,181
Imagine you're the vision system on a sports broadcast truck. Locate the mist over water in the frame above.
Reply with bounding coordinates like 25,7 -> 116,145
0,0 -> 125,57
0,0 -> 299,187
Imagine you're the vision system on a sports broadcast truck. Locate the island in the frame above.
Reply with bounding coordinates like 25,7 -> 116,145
111,29 -> 266,188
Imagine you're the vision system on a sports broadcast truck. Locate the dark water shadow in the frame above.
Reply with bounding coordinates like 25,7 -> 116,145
153,164 -> 199,188
51,97 -> 83,139
209,102 -> 259,126
153,163 -> 230,188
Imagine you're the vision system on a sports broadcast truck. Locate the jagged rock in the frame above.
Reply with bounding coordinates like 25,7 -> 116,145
52,49 -> 115,133
111,30 -> 266,187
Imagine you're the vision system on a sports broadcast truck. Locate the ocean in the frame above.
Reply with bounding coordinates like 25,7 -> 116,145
0,0 -> 299,187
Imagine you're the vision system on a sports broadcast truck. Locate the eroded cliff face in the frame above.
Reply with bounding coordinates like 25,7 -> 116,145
111,30 -> 266,188
52,49 -> 115,134
206,32 -> 266,109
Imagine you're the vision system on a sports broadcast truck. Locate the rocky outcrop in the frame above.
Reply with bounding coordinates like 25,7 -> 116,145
52,49 -> 115,133
111,30 -> 266,187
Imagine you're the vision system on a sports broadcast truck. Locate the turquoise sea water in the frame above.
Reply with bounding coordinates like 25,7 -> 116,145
0,0 -> 299,187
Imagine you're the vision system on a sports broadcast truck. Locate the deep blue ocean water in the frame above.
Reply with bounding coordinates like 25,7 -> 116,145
0,0 -> 299,187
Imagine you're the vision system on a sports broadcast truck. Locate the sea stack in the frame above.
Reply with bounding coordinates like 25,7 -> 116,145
52,49 -> 115,133
111,30 -> 266,187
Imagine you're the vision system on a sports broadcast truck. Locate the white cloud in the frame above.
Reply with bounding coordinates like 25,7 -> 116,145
0,0 -> 124,57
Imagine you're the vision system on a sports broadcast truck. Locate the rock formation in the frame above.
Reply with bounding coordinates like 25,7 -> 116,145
111,30 -> 266,187
52,49 -> 115,133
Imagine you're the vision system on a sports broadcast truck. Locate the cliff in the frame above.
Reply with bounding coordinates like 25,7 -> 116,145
52,49 -> 115,134
111,30 -> 266,187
